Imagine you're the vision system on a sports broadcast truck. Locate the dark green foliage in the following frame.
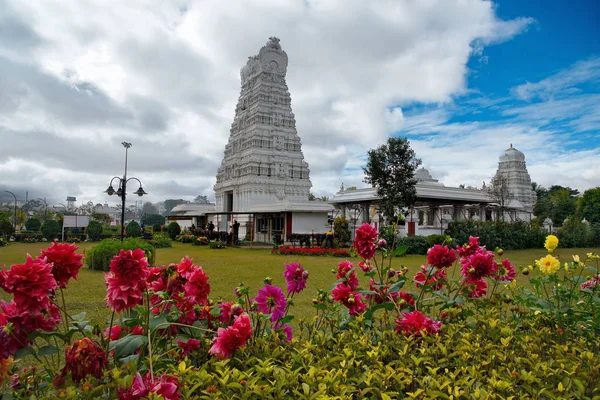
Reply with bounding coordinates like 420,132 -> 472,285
333,216 -> 351,246
578,187 -> 600,224
396,235 -> 428,255
378,225 -> 398,249
167,222 -> 181,240
41,220 -> 61,240
363,137 -> 421,219
590,223 -> 600,247
152,224 -> 163,233
534,188 -> 578,225
0,217 -> 14,236
126,220 -> 141,238
25,218 -> 41,231
86,220 -> 104,241
148,233 -> 172,248
141,213 -> 165,226
86,238 -> 155,271
446,220 -> 546,250
426,234 -> 453,247
557,219 -> 594,248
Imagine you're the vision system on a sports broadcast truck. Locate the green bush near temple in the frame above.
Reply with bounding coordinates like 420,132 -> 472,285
85,238 -> 155,271
40,219 -> 61,240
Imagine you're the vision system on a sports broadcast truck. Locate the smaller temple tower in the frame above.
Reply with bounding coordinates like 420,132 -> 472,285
494,144 -> 536,213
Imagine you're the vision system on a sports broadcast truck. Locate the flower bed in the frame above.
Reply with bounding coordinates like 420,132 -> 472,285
1,231 -> 599,398
271,246 -> 351,257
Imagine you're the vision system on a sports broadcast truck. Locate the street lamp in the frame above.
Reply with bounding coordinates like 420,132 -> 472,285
4,190 -> 17,234
105,142 -> 147,242
37,198 -> 48,220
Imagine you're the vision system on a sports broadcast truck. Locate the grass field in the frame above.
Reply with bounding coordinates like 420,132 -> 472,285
1,241 -> 598,327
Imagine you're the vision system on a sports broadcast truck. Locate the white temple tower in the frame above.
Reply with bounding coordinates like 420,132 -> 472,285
494,144 -> 537,213
214,37 -> 312,213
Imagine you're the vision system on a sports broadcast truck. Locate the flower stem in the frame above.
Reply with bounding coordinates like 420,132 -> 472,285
59,288 -> 69,333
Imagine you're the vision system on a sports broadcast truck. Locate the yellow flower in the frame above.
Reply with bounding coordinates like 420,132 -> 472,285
572,255 -> 581,264
544,235 -> 559,252
564,262 -> 569,272
587,252 -> 599,260
536,254 -> 560,275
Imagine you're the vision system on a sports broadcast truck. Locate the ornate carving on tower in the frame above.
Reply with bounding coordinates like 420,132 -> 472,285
214,37 -> 312,212
494,145 -> 537,212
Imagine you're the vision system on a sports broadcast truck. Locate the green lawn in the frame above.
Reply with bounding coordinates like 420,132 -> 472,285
1,241 -> 598,327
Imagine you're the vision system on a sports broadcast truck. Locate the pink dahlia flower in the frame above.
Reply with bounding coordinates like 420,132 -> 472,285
427,245 -> 457,269
283,262 -> 309,294
40,241 -> 84,288
413,265 -> 447,291
331,282 -> 367,316
184,266 -> 210,304
456,236 -> 482,259
109,249 -> 149,282
395,310 -> 442,337
209,313 -> 252,360
177,338 -> 201,355
336,260 -> 359,289
353,223 -> 378,260
461,250 -> 496,282
254,284 -> 287,322
119,372 -> 180,400
105,273 -> 146,313
460,279 -> 488,298
492,259 -> 517,282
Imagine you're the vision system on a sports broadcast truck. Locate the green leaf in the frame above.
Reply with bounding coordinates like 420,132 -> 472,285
388,280 -> 406,294
111,335 -> 148,358
70,312 -> 87,321
119,354 -> 140,364
392,245 -> 409,258
149,314 -> 169,331
14,346 -> 34,360
38,345 -> 59,357
279,315 -> 294,325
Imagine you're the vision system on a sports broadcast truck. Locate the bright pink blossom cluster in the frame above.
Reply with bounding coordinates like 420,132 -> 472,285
427,245 -> 457,269
414,265 -> 447,291
283,262 -> 309,294
581,275 -> 600,290
41,242 -> 84,288
353,223 -> 378,260
105,249 -> 149,313
209,314 -> 253,360
119,372 -> 180,400
331,261 -> 367,316
395,310 -> 442,337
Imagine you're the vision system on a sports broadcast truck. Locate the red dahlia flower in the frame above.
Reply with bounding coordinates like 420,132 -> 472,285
105,273 -> 146,313
0,255 -> 57,312
283,262 -> 309,294
460,279 -> 488,298
427,245 -> 457,269
40,241 -> 84,288
353,223 -> 378,260
119,372 -> 181,400
460,250 -> 496,282
184,266 -> 210,304
209,313 -> 252,359
395,310 -> 442,337
109,249 -> 149,282
59,337 -> 107,383
413,265 -> 447,291
177,338 -> 201,355
456,236 -> 482,258
254,284 -> 287,322
331,282 -> 367,316
336,260 -> 359,289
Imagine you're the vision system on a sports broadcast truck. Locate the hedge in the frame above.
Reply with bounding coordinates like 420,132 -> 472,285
446,220 -> 546,250
85,238 -> 155,271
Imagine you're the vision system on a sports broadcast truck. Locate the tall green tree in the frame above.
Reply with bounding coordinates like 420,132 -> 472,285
579,187 -> 600,224
363,137 -> 421,219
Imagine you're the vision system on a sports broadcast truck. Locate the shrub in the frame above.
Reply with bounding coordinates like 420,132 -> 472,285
557,218 -> 593,248
193,236 -> 209,246
86,220 -> 103,241
446,220 -> 546,250
0,217 -> 14,236
177,234 -> 195,243
25,218 -> 41,231
86,238 -> 155,271
379,225 -> 399,249
152,224 -> 163,233
41,220 -> 61,240
426,233 -> 453,247
126,220 -> 141,238
333,216 -> 351,246
590,222 -> 600,247
148,232 -> 172,248
209,240 -> 226,249
271,246 -> 351,257
167,221 -> 181,240
0,236 -> 7,247
396,235 -> 428,255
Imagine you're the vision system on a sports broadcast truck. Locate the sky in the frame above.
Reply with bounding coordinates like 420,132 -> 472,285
0,0 -> 598,208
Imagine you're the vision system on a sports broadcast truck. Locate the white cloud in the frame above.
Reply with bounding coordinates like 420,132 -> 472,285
1,0 -> 537,204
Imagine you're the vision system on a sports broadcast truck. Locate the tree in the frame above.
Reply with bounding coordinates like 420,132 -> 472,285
0,217 -> 14,236
25,218 -> 41,231
126,220 -> 142,238
41,220 -> 61,240
549,189 -> 577,225
193,195 -> 211,204
167,222 -> 181,240
487,174 -> 513,221
86,220 -> 103,241
78,201 -> 95,215
141,214 -> 165,226
549,185 -> 579,198
141,202 -> 158,215
579,187 -> 600,224
91,212 -> 112,224
363,137 -> 421,219
333,216 -> 351,246
163,199 -> 188,216
531,182 -> 548,200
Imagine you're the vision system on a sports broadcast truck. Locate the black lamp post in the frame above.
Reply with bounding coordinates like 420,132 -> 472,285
38,198 -> 48,221
4,190 -> 17,233
105,142 -> 147,242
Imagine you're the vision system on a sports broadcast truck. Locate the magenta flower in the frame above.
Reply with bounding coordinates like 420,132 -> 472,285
1,255 -> 57,313
176,338 -> 201,355
331,282 -> 367,316
40,241 -> 84,288
336,260 -> 359,290
427,245 -> 457,269
274,322 -> 293,343
209,314 -> 252,360
492,259 -> 517,282
461,249 -> 496,282
460,279 -> 488,298
413,265 -> 447,291
283,262 -> 309,294
254,284 -> 287,322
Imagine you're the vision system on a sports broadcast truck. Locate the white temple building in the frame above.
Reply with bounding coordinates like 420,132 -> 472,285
209,37 -> 332,240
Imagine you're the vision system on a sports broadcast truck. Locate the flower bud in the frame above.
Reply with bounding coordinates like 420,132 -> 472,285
263,277 -> 273,285
377,239 -> 387,248
522,268 -> 530,276
388,269 -> 395,278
